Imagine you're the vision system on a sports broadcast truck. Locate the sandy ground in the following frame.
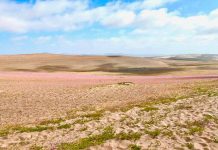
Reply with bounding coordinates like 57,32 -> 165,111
0,95 -> 217,150
0,72 -> 217,126
0,72 -> 217,150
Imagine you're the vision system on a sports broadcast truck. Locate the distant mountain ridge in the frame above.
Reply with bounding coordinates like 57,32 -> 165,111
159,54 -> 218,61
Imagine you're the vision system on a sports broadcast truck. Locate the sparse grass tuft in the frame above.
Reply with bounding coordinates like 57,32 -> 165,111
158,97 -> 179,104
175,105 -> 192,110
142,106 -> 159,112
1,125 -> 55,137
186,143 -> 194,149
73,118 -> 91,125
116,132 -> 142,141
80,127 -> 88,131
203,114 -> 218,123
143,117 -> 157,126
129,144 -> 141,150
13,125 -> 53,133
30,145 -> 43,150
196,87 -> 209,94
186,120 -> 205,135
145,129 -> 161,138
57,124 -> 71,129
195,87 -> 218,97
214,137 -> 218,143
0,128 -> 10,137
40,118 -> 64,125
189,126 -> 204,135
58,126 -> 114,150
162,129 -> 173,137
81,111 -> 104,120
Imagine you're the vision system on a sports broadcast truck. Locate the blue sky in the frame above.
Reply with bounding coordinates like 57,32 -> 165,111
0,0 -> 218,55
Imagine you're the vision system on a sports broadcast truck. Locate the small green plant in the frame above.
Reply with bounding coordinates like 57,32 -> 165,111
143,118 -> 157,126
129,144 -> 141,150
195,87 -> 218,97
30,145 -> 43,150
58,126 -> 114,150
145,129 -> 161,138
203,114 -> 218,123
158,97 -> 178,104
186,143 -> 194,149
57,124 -> 71,129
196,87 -> 209,94
186,120 -> 205,135
120,116 -> 128,122
80,127 -> 88,131
142,106 -> 159,112
82,111 -> 104,120
189,126 -> 204,135
162,130 -> 173,137
116,132 -> 142,141
73,118 -> 90,125
40,118 -> 64,125
0,128 -> 9,137
213,137 -> 218,143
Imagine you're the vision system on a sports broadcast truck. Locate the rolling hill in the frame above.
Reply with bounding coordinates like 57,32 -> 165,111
0,53 -> 217,75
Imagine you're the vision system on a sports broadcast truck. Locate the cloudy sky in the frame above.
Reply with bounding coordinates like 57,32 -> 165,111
0,0 -> 218,56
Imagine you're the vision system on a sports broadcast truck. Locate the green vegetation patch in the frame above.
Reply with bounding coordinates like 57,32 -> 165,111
203,114 -> 218,124
73,118 -> 90,125
186,143 -> 194,149
81,111 -> 104,120
57,124 -> 71,129
142,106 -> 159,112
162,129 -> 174,137
115,132 -> 142,141
0,124 -> 54,137
129,144 -> 141,150
195,87 -> 218,97
30,145 -> 43,150
186,120 -> 205,135
145,129 -> 161,138
40,118 -> 64,125
189,126 -> 204,135
58,126 -> 114,150
143,117 -> 157,126
0,128 -> 10,137
13,125 -> 54,133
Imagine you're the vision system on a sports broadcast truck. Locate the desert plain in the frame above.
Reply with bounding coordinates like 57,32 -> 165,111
0,54 -> 218,150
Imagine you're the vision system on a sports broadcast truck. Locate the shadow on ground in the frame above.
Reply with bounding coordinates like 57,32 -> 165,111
6,63 -> 185,75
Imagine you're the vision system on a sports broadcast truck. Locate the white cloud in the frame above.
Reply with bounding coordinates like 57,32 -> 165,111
1,0 -> 218,55
101,10 -> 136,27
0,0 -> 217,37
0,15 -> 28,32
0,0 -> 181,32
